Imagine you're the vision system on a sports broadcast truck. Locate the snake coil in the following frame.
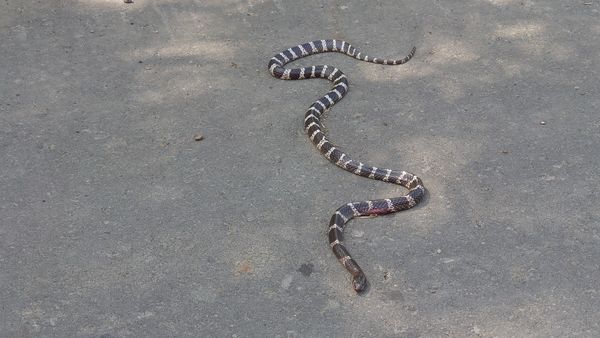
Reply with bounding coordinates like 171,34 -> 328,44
268,40 -> 425,293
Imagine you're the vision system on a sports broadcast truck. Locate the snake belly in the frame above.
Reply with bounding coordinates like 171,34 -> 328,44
268,39 -> 425,293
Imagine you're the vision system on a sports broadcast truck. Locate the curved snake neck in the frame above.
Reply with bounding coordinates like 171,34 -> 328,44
268,39 -> 425,293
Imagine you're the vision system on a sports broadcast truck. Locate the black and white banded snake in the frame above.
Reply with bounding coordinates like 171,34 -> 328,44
268,39 -> 425,293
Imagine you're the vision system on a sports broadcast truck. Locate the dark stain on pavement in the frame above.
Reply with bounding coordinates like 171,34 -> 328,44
297,263 -> 314,277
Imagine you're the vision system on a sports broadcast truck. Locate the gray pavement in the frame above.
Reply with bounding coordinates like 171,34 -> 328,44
1,0 -> 600,337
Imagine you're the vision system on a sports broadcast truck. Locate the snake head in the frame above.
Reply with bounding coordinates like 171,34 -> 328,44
352,274 -> 368,293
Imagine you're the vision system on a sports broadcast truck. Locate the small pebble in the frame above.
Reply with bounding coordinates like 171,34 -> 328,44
350,230 -> 364,238
124,0 -> 133,3
540,121 -> 546,125
194,134 -> 204,141
281,274 -> 293,289
436,249 -> 442,254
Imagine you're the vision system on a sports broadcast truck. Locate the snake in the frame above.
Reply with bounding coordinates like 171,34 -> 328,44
268,39 -> 425,293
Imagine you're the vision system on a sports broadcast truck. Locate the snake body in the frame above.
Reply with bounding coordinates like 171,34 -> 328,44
268,39 -> 425,293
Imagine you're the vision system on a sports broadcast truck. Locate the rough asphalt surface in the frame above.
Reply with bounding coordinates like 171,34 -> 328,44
1,0 -> 599,337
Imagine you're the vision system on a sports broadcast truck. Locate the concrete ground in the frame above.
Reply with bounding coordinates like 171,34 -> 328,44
1,0 -> 599,337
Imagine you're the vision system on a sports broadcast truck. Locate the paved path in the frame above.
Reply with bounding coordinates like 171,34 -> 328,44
1,0 -> 599,336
